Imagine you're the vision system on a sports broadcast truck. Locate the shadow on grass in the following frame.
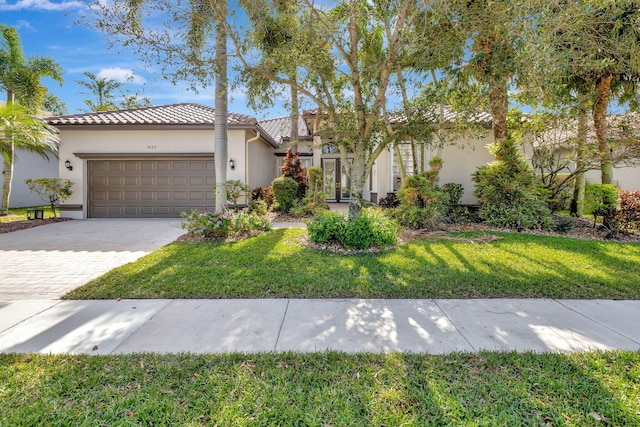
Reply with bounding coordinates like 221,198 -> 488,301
1,351 -> 638,425
65,229 -> 640,300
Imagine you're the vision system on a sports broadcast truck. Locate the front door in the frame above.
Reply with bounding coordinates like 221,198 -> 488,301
322,159 -> 351,202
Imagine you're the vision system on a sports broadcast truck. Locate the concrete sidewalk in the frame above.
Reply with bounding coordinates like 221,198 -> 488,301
1,298 -> 638,354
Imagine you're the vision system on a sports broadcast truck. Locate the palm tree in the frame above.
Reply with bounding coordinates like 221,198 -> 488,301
0,103 -> 59,213
0,24 -> 63,214
75,71 -> 123,112
120,0 -> 229,209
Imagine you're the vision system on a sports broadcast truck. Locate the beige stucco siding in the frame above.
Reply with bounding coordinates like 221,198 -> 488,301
585,167 -> 640,192
439,135 -> 494,205
247,132 -> 277,190
58,127 -> 253,218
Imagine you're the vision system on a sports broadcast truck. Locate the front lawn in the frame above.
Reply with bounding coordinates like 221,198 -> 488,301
1,351 -> 639,425
66,228 -> 640,300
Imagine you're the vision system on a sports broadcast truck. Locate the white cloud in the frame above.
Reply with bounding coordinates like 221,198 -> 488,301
0,0 -> 84,11
97,67 -> 146,85
14,19 -> 36,32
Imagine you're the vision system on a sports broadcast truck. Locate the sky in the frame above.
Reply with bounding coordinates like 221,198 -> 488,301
0,0 -> 287,119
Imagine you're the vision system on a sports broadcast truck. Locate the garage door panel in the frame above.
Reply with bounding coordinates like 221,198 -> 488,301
124,191 -> 139,200
89,159 -> 215,218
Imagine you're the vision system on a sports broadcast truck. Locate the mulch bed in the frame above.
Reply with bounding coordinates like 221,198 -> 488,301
0,217 -> 72,234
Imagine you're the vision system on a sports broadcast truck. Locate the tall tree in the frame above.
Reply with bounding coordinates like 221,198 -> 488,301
0,24 -> 62,214
539,0 -> 640,185
237,0 -> 437,218
85,0 -> 230,208
75,71 -> 123,112
438,0 -> 534,145
0,103 -> 59,214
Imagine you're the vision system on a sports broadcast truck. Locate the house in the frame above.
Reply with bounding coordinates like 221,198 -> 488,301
47,102 -> 636,220
45,103 -> 501,218
46,103 -> 277,219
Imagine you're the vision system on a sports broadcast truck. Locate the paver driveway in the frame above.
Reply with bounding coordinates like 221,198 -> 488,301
0,219 -> 184,299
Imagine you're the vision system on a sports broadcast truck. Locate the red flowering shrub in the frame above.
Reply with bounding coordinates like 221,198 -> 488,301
618,190 -> 640,231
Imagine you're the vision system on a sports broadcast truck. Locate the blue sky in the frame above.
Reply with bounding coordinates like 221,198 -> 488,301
1,0 -> 285,119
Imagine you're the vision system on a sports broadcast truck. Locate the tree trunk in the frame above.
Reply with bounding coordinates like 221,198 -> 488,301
570,112 -> 588,217
347,152 -> 367,220
290,83 -> 299,152
593,74 -> 615,185
1,91 -> 16,214
1,148 -> 14,214
214,10 -> 228,210
489,77 -> 509,145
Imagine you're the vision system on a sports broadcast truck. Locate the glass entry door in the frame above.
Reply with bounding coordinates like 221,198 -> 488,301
322,159 -> 351,202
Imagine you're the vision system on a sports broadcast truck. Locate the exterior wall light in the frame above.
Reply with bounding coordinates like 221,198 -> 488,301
229,158 -> 235,170
65,159 -> 73,171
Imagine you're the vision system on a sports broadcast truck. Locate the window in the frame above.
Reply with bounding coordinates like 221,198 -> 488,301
276,156 -> 313,177
391,141 -> 430,191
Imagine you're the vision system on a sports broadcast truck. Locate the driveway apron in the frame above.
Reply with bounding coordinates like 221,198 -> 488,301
0,219 -> 184,299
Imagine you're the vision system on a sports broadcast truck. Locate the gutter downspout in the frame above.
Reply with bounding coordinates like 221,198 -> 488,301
245,130 -> 262,203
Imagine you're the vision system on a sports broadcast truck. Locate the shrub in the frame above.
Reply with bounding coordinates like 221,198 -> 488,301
392,203 -> 443,230
306,208 -> 399,250
289,197 -> 329,218
280,148 -> 308,199
585,184 -> 619,231
339,208 -> 399,250
181,207 -> 270,240
248,199 -> 268,217
618,190 -> 640,231
252,186 -> 274,208
24,178 -> 74,218
307,166 -> 325,204
272,177 -> 299,212
393,171 -> 448,230
228,208 -> 271,234
181,209 -> 233,239
377,193 -> 400,209
442,182 -> 471,223
472,138 -> 553,230
306,210 -> 346,244
224,180 -> 251,207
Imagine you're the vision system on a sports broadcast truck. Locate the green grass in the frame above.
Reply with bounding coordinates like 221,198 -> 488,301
66,228 -> 640,300
0,205 -> 55,222
1,351 -> 639,425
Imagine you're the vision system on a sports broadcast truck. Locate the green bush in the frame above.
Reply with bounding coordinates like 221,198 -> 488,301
248,199 -> 268,217
224,180 -> 251,207
306,210 -> 346,244
392,203 -> 442,230
252,186 -> 275,208
472,138 -> 553,230
393,171 -> 448,230
339,208 -> 399,250
307,208 -> 399,250
181,207 -> 270,240
272,177 -> 299,212
585,183 -> 619,233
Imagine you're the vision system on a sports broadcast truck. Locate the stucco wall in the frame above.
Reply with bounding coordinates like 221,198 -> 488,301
57,127 -> 253,218
5,149 -> 59,208
439,134 -> 495,205
585,167 -> 640,192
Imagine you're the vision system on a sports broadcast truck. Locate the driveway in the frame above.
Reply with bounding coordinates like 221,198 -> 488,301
0,219 -> 185,300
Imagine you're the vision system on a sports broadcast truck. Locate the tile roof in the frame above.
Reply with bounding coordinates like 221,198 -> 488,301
258,115 -> 311,145
302,105 -> 492,124
45,103 -> 258,126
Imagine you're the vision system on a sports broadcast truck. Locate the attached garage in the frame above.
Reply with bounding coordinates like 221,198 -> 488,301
47,103 -> 279,220
88,158 -> 215,218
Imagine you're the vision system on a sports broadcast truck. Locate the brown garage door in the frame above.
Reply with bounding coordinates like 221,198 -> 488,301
88,159 -> 215,218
